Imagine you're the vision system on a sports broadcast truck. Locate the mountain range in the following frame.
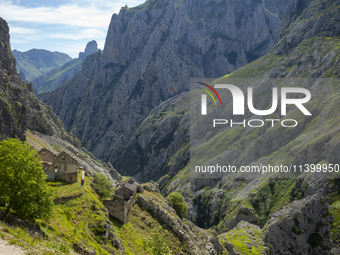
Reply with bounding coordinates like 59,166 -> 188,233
12,48 -> 72,82
33,40 -> 99,94
39,0 -> 291,166
2,0 -> 340,253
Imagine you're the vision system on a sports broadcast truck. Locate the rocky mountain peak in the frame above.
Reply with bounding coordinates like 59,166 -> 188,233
79,40 -> 98,59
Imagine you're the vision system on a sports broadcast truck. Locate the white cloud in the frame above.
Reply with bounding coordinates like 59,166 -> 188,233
9,26 -> 41,42
9,26 -> 39,35
1,0 -> 146,57
50,28 -> 106,40
0,0 -> 117,28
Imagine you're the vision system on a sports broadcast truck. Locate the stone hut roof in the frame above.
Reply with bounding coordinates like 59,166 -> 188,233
116,179 -> 139,193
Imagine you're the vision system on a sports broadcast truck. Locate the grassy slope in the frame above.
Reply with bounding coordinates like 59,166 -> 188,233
0,174 -> 188,254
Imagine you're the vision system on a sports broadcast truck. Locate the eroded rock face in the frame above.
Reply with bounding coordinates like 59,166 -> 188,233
137,191 -> 224,255
0,18 -> 16,75
264,194 -> 332,255
39,0 -> 290,164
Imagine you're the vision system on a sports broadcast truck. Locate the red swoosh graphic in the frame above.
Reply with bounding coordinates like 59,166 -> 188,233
198,82 -> 223,106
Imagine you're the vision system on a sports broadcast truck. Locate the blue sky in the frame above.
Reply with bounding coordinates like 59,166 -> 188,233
0,0 -> 146,58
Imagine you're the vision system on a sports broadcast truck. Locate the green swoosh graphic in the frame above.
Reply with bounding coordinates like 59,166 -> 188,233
198,88 -> 217,106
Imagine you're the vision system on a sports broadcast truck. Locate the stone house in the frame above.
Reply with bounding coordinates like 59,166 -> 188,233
103,179 -> 143,224
38,148 -> 78,183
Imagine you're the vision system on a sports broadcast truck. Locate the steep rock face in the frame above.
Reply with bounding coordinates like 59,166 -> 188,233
0,17 -> 28,141
0,17 -> 79,146
12,49 -> 71,82
39,0 -> 290,163
264,193 -> 332,254
112,92 -> 190,182
108,0 -> 340,252
79,40 -> 98,59
33,41 -> 99,94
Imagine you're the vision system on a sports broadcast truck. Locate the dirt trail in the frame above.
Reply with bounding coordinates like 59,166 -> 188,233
0,238 -> 27,255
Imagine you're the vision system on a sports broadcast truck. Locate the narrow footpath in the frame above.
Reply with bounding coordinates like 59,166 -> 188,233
0,238 -> 26,255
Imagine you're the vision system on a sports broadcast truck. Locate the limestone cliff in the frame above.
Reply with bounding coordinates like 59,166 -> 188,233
39,0 -> 290,163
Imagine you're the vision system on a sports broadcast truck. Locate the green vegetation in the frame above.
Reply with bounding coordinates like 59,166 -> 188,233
251,179 -> 296,226
220,222 -> 266,255
0,170 -> 189,254
0,138 -> 53,221
112,190 -> 185,254
167,192 -> 188,219
0,221 -> 70,254
92,173 -> 113,200
144,226 -> 171,255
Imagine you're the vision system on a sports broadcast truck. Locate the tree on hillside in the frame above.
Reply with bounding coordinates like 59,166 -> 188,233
167,192 -> 188,219
0,138 -> 53,221
92,173 -> 113,200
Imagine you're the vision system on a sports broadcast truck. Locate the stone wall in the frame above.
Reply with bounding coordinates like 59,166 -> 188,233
45,152 -> 77,183
38,148 -> 56,163
103,195 -> 136,224
58,172 -> 77,183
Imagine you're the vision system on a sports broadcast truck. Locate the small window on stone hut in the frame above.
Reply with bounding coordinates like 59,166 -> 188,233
55,167 -> 59,173
62,155 -> 65,159
65,166 -> 67,171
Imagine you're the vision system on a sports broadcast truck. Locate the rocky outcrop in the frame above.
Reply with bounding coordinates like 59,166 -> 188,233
264,194 -> 332,254
33,41 -> 99,94
79,40 -> 98,59
219,221 -> 268,255
39,0 -> 290,165
137,190 -> 224,255
73,243 -> 96,255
